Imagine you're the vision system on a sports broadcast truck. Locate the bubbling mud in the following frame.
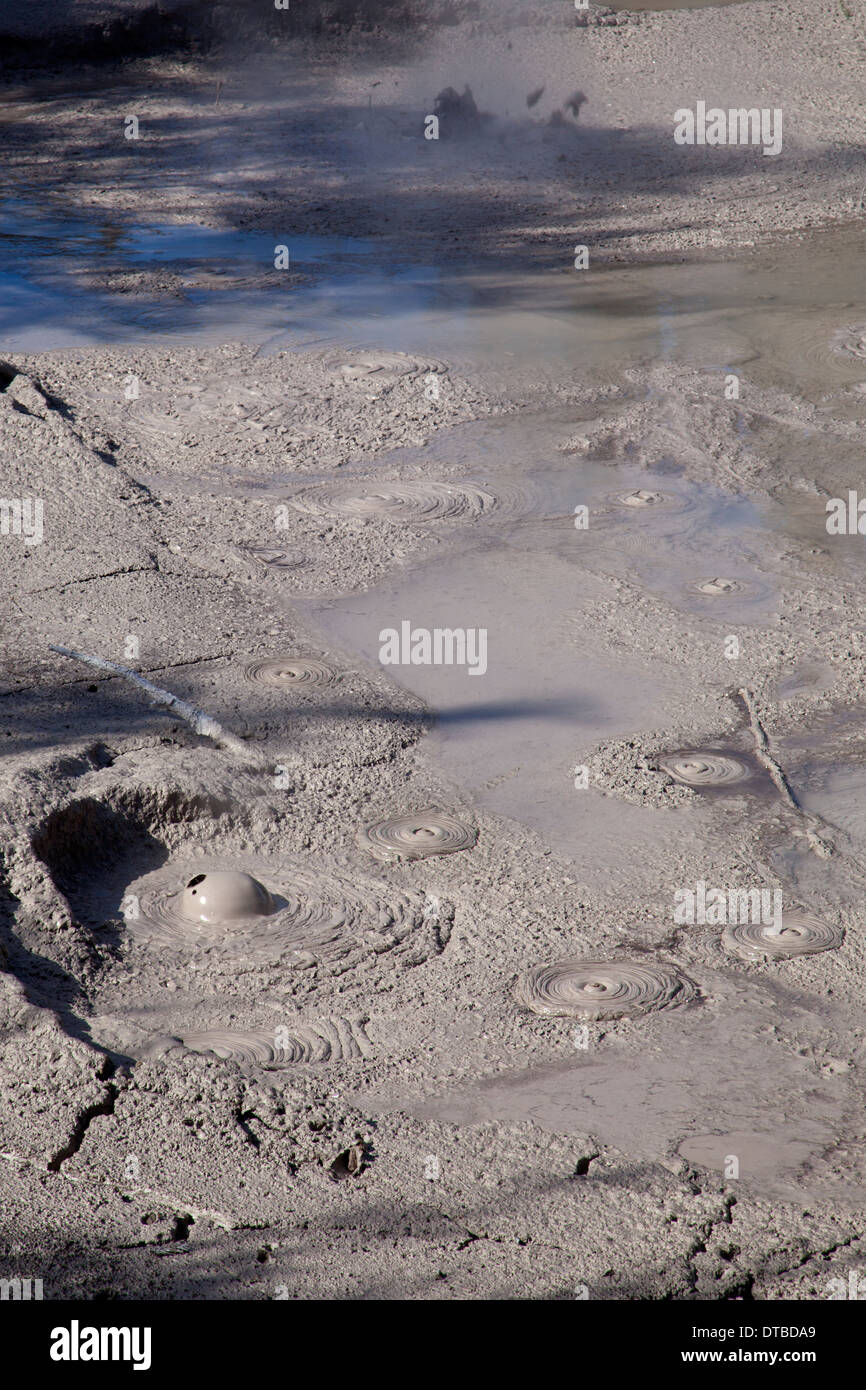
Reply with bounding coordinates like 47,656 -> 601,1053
358,809 -> 477,863
514,958 -> 697,1021
694,577 -> 744,597
658,750 -> 752,788
333,349 -> 440,380
831,325 -> 866,361
243,656 -> 342,689
289,480 -> 500,524
613,489 -> 670,509
125,855 -> 429,963
236,542 -> 304,570
181,870 -> 273,923
722,911 -> 844,962
141,1016 -> 371,1065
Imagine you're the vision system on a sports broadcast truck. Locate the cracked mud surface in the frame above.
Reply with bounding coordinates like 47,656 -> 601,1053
2,0 -> 866,1303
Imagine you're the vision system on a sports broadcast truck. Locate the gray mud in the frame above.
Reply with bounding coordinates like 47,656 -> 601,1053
2,0 -> 866,1305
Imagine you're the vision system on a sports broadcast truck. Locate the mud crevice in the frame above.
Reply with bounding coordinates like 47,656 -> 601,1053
46,1060 -> 117,1173
40,564 -> 161,594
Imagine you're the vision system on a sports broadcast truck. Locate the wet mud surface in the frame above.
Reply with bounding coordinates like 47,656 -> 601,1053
2,0 -> 866,1304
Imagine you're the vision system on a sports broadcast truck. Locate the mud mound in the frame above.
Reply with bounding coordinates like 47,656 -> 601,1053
141,1015 -> 372,1065
722,912 -> 844,963
124,853 -> 432,964
358,809 -> 477,862
514,958 -> 697,1021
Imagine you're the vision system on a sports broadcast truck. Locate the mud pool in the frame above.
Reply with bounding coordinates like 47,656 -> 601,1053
3,101 -> 866,1301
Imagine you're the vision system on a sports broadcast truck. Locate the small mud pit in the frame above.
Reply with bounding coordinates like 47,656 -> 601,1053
677,1131 -> 820,1181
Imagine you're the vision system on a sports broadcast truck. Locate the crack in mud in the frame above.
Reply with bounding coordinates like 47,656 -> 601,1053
46,1060 -> 118,1173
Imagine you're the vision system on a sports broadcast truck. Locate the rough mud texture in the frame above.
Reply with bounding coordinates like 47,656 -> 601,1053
2,0 -> 866,1306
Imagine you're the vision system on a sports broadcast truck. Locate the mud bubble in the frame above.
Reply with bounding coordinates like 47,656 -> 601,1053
693,577 -> 745,597
124,856 -> 429,963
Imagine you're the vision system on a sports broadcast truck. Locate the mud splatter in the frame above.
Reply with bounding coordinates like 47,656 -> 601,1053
289,480 -> 500,523
243,656 -> 342,689
722,912 -> 844,962
141,1016 -> 372,1065
514,959 -> 697,1020
658,751 -> 752,788
358,809 -> 477,863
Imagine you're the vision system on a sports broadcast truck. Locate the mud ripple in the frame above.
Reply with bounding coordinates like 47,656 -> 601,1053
514,958 -> 696,1021
236,542 -> 303,570
359,809 -> 477,863
243,656 -> 342,689
125,856 -> 428,963
659,751 -> 752,788
289,480 -> 500,523
722,912 -> 844,963
142,1016 -> 372,1065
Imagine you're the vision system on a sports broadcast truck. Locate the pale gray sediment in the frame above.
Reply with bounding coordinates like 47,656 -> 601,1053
1,0 -> 866,1306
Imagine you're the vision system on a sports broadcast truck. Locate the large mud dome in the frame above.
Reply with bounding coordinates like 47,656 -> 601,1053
1,0 -> 866,1336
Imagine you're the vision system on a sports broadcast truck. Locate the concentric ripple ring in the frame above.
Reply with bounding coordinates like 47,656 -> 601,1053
723,912 -> 844,962
359,809 -> 477,863
243,656 -> 341,689
289,481 -> 499,523
659,751 -> 752,788
514,959 -> 696,1020
142,1017 -> 372,1065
